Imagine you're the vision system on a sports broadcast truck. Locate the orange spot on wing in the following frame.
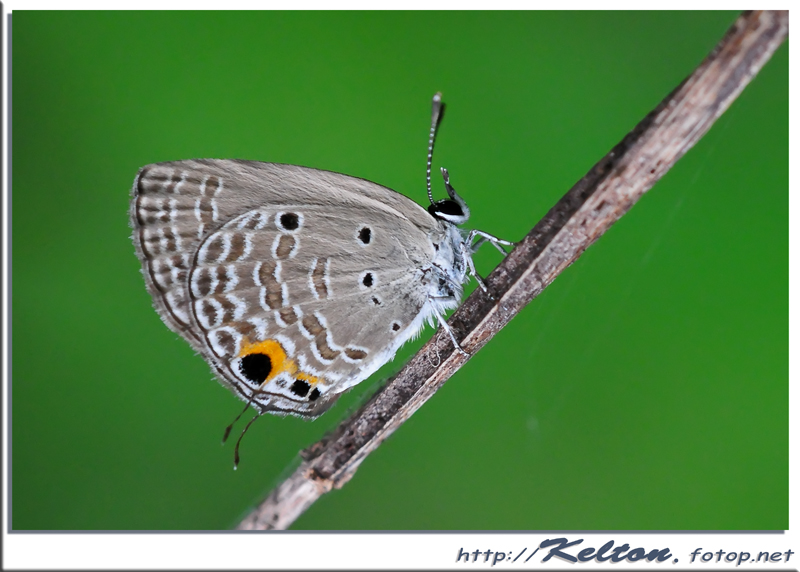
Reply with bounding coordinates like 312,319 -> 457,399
297,371 -> 323,387
239,338 -> 325,387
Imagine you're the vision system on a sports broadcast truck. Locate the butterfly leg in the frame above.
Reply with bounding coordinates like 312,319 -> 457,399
431,305 -> 470,357
461,230 -> 515,296
470,235 -> 488,252
460,240 -> 489,293
467,229 -> 514,256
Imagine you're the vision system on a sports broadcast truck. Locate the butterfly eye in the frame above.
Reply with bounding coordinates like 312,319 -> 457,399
428,199 -> 469,224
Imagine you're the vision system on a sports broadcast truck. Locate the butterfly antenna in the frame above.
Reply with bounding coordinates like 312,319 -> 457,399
222,400 -> 252,444
427,92 -> 445,205
222,386 -> 265,444
233,412 -> 262,470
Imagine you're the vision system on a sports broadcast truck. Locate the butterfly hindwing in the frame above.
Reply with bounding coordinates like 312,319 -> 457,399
187,204 -> 437,416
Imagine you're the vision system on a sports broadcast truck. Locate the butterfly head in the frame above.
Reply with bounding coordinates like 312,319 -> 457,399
428,167 -> 470,225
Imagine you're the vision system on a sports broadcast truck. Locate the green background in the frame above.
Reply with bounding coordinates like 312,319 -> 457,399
12,11 -> 787,530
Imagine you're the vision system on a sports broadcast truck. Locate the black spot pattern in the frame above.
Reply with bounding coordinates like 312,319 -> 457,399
280,212 -> 299,230
358,227 -> 371,244
290,379 -> 310,397
309,388 -> 321,401
392,322 -> 401,331
362,273 -> 373,287
239,353 -> 272,383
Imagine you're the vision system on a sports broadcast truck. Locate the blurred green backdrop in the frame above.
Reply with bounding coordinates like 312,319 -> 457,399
12,11 -> 787,530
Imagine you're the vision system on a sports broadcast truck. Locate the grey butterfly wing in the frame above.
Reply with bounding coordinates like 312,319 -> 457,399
188,205 -> 438,417
131,159 -> 445,417
131,160 -> 436,343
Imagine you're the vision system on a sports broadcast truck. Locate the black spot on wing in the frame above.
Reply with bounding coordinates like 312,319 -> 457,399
239,353 -> 272,383
290,379 -> 311,397
279,212 -> 299,230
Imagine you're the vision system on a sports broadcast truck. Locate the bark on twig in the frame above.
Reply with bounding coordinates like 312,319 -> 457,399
237,10 -> 788,530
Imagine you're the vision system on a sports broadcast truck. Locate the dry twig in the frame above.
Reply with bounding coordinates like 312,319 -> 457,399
237,10 -> 788,530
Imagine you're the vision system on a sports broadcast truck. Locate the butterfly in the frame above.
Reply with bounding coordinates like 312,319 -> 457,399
130,94 -> 511,428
